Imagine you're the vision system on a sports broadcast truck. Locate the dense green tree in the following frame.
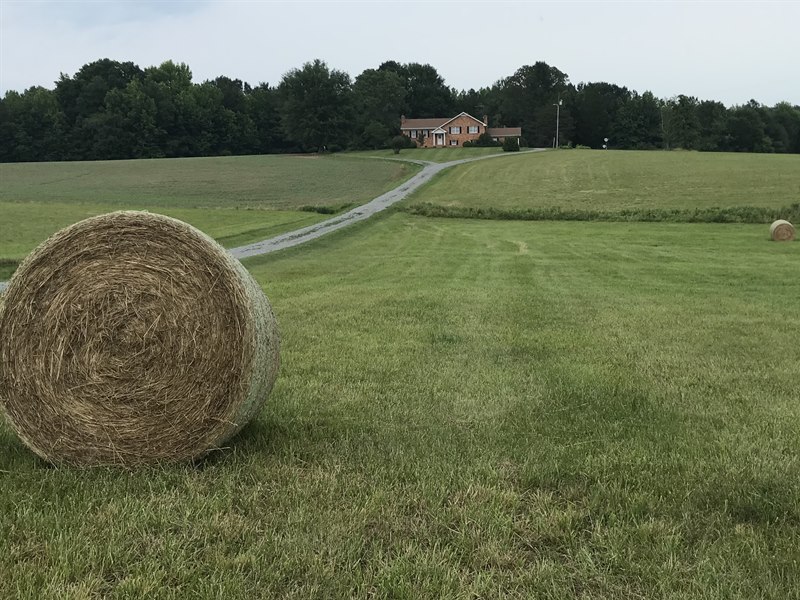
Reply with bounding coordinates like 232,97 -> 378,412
352,69 -> 407,148
379,61 -> 455,118
139,61 -> 196,156
90,79 -> 161,159
572,82 -> 630,148
695,100 -> 728,151
2,56 -> 799,162
53,58 -> 142,159
665,95 -> 701,149
727,101 -> 768,152
454,85 -> 503,125
278,59 -> 353,151
770,102 -> 800,153
498,62 -> 573,147
405,63 -> 456,117
245,83 -> 286,153
0,86 -> 66,161
613,91 -> 663,149
55,58 -> 142,124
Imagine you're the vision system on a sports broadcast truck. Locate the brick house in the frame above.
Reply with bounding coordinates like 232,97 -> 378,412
399,112 -> 522,148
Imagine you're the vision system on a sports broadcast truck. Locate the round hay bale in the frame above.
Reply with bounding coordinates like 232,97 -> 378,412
770,219 -> 795,241
0,211 -> 280,466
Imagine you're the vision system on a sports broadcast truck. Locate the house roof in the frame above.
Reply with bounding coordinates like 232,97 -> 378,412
400,118 -> 447,129
400,112 -> 487,130
487,127 -> 522,137
439,112 -> 486,128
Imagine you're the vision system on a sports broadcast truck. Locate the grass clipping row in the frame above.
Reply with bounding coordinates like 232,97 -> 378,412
0,212 -> 280,466
770,219 -> 796,241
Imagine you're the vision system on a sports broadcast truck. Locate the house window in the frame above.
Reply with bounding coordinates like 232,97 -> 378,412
450,126 -> 461,134
468,125 -> 479,134
423,130 -> 428,138
450,140 -> 458,146
410,130 -> 417,138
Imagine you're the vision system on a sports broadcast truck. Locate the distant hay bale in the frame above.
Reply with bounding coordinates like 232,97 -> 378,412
0,211 -> 280,466
770,219 -> 795,241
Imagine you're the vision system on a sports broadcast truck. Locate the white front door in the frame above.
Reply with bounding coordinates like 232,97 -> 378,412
435,133 -> 444,146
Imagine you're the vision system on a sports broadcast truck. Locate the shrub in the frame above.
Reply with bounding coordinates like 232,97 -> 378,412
391,135 -> 407,154
299,203 -> 355,215
404,202 -> 800,225
502,137 -> 520,152
474,132 -> 501,147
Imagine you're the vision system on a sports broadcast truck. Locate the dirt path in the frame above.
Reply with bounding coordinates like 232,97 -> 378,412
0,149 -> 545,290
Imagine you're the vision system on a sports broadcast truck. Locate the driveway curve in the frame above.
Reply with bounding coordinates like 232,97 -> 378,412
229,149 -> 544,259
0,149 -> 545,291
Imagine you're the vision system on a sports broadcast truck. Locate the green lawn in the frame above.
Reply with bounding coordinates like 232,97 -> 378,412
0,153 -> 419,277
0,154 -> 418,209
356,146 -> 509,163
408,150 -> 800,218
0,202 -> 325,262
2,212 -> 799,598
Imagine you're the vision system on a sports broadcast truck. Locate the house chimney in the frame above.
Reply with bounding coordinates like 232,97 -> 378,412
483,114 -> 489,126
401,114 -> 406,125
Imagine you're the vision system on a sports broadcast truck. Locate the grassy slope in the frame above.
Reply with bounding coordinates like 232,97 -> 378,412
408,149 -> 800,213
0,203 -> 325,260
0,154 -> 418,209
0,154 -> 419,273
2,213 -> 798,598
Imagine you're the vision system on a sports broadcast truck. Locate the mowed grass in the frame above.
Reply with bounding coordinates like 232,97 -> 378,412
0,154 -> 418,209
0,154 -> 418,276
408,149 -> 800,214
2,213 -> 799,598
357,146 -> 508,163
0,202 -> 324,261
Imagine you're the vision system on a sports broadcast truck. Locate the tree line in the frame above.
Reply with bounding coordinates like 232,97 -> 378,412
1,57 -> 798,162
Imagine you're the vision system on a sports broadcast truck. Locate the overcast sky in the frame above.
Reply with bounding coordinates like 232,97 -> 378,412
1,0 -> 798,106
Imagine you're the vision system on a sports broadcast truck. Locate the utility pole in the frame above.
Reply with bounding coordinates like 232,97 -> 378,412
553,98 -> 562,148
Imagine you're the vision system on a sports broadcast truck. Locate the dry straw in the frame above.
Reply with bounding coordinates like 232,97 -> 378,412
770,219 -> 795,242
0,212 -> 280,466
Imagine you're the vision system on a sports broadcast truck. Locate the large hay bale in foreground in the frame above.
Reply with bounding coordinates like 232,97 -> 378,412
0,212 -> 280,466
770,219 -> 795,241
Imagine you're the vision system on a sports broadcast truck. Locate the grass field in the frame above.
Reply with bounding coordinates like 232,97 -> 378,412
0,154 -> 418,278
0,202 -> 325,266
359,146 -> 508,163
0,154 -> 417,209
407,150 -> 800,221
2,211 -> 799,598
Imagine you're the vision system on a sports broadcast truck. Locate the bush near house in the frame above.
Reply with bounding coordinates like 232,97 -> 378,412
502,136 -> 520,152
464,133 -> 502,148
391,135 -> 408,154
